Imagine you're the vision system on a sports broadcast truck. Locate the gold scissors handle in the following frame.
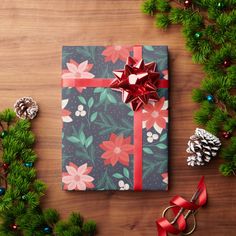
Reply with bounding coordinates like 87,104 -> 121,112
162,205 -> 197,235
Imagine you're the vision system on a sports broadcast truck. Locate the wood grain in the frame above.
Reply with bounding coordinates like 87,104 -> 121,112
0,1 -> 235,235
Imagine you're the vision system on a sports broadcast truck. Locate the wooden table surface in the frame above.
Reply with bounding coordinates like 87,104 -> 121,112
0,1 -> 235,235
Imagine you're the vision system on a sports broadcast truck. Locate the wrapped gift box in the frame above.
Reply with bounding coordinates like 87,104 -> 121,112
61,45 -> 169,191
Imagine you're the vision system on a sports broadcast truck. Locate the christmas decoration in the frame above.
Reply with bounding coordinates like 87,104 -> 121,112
11,224 -> 18,230
23,162 -> 34,167
110,56 -> 160,111
156,176 -> 207,236
223,59 -> 231,68
62,45 -> 169,191
184,0 -> 192,8
0,130 -> 8,139
14,96 -> 39,120
222,131 -> 232,139
43,226 -> 53,234
0,108 -> 96,235
186,128 -> 221,166
141,0 -> 236,176
194,32 -> 202,39
0,187 -> 6,196
2,163 -> 9,171
206,94 -> 214,103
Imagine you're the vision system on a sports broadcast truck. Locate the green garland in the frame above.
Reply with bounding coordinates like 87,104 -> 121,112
0,109 -> 96,236
141,0 -> 236,176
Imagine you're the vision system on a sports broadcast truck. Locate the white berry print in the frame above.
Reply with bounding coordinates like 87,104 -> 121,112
75,105 -> 87,117
118,180 -> 129,190
147,131 -> 159,143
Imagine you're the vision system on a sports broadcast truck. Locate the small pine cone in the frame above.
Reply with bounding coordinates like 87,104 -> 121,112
186,128 -> 221,166
14,97 -> 38,120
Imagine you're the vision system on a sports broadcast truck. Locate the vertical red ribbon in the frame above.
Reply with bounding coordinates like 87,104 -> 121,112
133,45 -> 143,190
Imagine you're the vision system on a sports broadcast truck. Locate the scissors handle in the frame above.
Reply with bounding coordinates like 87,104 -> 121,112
162,205 -> 197,235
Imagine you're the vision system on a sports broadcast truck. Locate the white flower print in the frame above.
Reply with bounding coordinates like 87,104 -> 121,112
147,132 -> 159,143
118,180 -> 129,190
75,105 -> 86,117
62,99 -> 72,123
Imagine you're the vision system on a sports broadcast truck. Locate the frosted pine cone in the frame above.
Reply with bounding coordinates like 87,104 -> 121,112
186,128 -> 221,166
14,97 -> 38,120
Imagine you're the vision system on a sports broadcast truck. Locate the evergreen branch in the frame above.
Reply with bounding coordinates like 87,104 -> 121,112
141,0 -> 236,175
0,109 -> 97,235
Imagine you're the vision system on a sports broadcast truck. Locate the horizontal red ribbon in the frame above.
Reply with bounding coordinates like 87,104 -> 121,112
62,78 -> 168,89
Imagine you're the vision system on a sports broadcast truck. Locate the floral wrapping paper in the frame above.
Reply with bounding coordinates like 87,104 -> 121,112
61,46 -> 169,191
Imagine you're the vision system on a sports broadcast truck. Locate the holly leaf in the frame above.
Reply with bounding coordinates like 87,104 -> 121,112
112,173 -> 123,179
88,97 -> 94,108
156,143 -> 167,149
78,96 -> 86,105
67,136 -> 80,144
90,112 -> 98,122
143,147 -> 154,154
85,136 -> 93,148
123,168 -> 129,178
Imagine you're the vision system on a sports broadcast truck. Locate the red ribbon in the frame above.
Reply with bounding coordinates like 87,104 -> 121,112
156,176 -> 207,236
62,45 -> 168,190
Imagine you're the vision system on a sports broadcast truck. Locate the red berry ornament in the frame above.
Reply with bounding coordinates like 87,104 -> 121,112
11,224 -> 18,230
2,163 -> 9,171
222,131 -> 231,139
184,0 -> 192,8
223,59 -> 231,68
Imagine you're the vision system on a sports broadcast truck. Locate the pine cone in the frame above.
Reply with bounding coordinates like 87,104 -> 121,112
186,128 -> 221,166
14,97 -> 38,120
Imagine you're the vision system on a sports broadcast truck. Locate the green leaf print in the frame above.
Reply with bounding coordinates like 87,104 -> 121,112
159,133 -> 167,142
143,147 -> 154,154
99,89 -> 107,102
156,143 -> 167,149
66,136 -> 80,144
90,112 -> 98,122
112,173 -> 123,179
79,131 -> 86,145
123,168 -> 129,178
97,170 -> 116,190
85,136 -> 93,148
67,125 -> 95,165
94,88 -> 104,93
144,46 -> 154,51
107,94 -> 117,104
128,110 -> 134,116
88,97 -> 94,108
78,96 -> 87,105
94,112 -> 132,136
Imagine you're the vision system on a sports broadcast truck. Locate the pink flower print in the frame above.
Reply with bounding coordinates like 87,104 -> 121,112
142,97 -> 168,133
62,162 -> 95,190
62,99 -> 72,123
161,172 -> 168,184
102,46 -> 132,63
162,70 -> 168,80
62,59 -> 95,93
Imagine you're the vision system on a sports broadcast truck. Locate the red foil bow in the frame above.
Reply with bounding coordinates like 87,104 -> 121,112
110,56 -> 160,111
